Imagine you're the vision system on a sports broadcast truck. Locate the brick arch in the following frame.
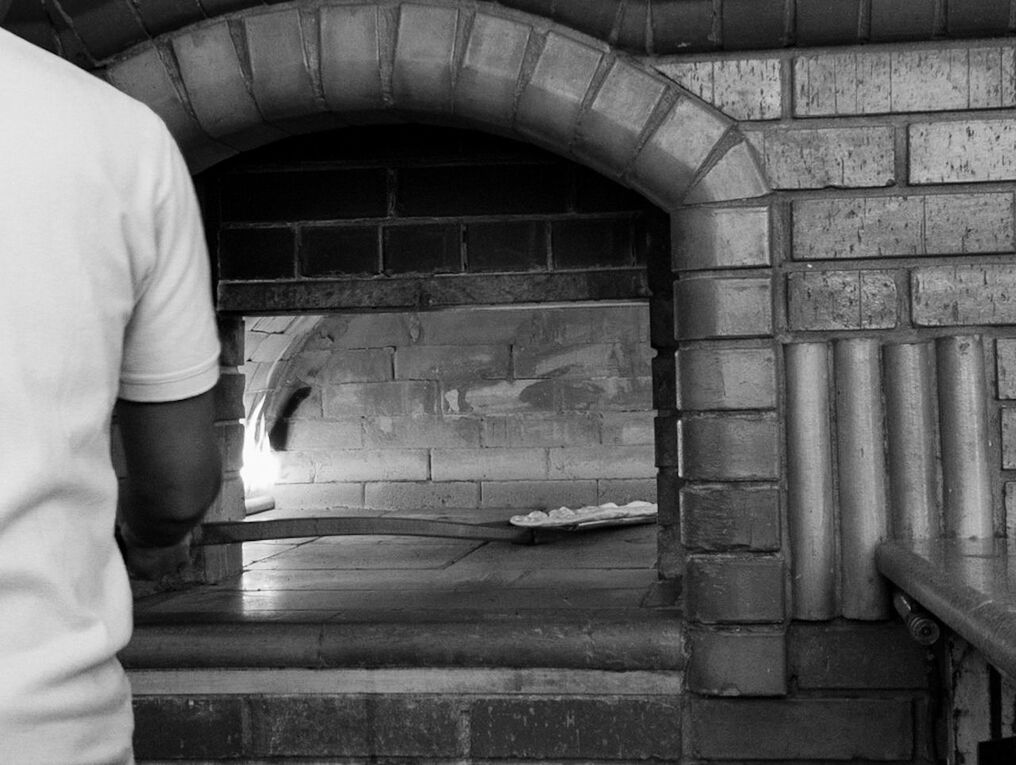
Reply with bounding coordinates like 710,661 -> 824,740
102,0 -> 769,216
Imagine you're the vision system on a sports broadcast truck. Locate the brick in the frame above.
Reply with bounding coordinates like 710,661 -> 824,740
299,227 -> 379,277
924,193 -> 1014,254
910,120 -> 1016,184
432,447 -> 548,481
323,381 -> 439,417
314,449 -> 430,482
681,484 -> 781,551
1003,409 -> 1016,469
392,4 -> 458,110
274,451 -> 316,483
319,5 -> 385,112
598,478 -> 657,504
793,52 -> 890,116
686,555 -> 785,623
757,126 -> 894,189
514,342 -> 651,379
946,0 -> 1010,36
675,276 -> 772,339
223,170 -> 388,222
395,344 -> 510,380
718,58 -> 783,120
250,696 -> 460,757
575,60 -> 667,173
516,32 -> 603,146
574,166 -> 653,212
364,415 -> 481,448
557,377 -> 653,411
470,698 -> 681,758
795,0 -> 862,45
997,339 -> 1016,399
650,0 -> 716,54
722,0 -> 786,49
787,270 -> 898,330
481,479 -> 598,509
456,379 -> 550,413
284,419 -> 363,450
912,265 -> 1016,326
673,206 -> 770,270
216,420 -> 245,472
132,696 -> 243,759
365,480 -> 480,510
244,11 -> 318,120
677,347 -> 777,410
548,444 -> 655,479
466,221 -> 547,272
632,97 -> 731,208
172,24 -> 272,143
870,0 -> 936,40
793,196 -> 923,259
310,314 -> 414,350
482,413 -> 601,447
790,623 -> 929,689
513,304 -> 649,345
271,482 -> 363,510
213,371 -> 246,421
384,224 -> 461,274
689,698 -> 913,759
688,627 -> 787,695
133,0 -> 198,36
680,414 -> 780,480
456,13 -> 530,124
551,218 -> 635,269
287,348 -> 393,385
684,141 -> 769,204
600,411 -> 655,445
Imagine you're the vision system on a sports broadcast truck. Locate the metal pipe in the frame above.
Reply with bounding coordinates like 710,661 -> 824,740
892,590 -> 941,646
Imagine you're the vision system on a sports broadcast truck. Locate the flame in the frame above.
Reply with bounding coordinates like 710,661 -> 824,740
241,399 -> 279,497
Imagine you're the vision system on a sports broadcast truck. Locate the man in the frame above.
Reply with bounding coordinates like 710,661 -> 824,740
0,14 -> 223,764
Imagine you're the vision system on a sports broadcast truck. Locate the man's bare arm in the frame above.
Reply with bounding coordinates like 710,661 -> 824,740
115,389 -> 221,552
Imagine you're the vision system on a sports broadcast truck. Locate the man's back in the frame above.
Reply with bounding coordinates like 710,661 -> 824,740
0,29 -> 221,763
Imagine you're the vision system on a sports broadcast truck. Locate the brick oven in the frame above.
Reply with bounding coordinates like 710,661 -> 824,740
16,0 -> 1016,760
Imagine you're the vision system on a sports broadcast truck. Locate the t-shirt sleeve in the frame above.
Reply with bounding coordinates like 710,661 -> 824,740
119,125 -> 220,403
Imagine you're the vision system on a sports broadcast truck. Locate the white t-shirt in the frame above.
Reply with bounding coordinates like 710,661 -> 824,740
0,30 -> 221,763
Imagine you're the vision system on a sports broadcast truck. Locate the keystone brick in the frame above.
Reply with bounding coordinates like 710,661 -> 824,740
910,120 -> 1016,183
681,484 -> 781,551
322,381 -> 439,417
470,698 -> 681,758
319,5 -> 385,112
677,347 -> 777,410
675,276 -> 772,340
363,415 -> 481,448
657,58 -> 783,121
243,11 -> 318,120
480,479 -> 598,509
456,13 -> 530,124
548,445 -> 656,479
789,623 -> 929,689
686,555 -> 785,623
632,97 -> 732,208
672,206 -> 770,270
432,447 -> 548,481
684,141 -> 770,204
314,449 -> 430,482
393,4 -> 458,110
680,414 -> 780,480
912,265 -> 1016,326
575,60 -> 667,174
365,480 -> 480,510
997,339 -> 1016,399
516,32 -> 603,147
794,193 -> 1014,259
688,627 -> 787,696
689,698 -> 914,759
787,270 -> 898,330
755,126 -> 895,188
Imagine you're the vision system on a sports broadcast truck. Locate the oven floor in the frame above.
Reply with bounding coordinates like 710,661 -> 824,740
132,506 -> 670,624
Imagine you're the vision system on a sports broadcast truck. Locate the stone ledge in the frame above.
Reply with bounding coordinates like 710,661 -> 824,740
123,611 -> 685,672
875,538 -> 1016,680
